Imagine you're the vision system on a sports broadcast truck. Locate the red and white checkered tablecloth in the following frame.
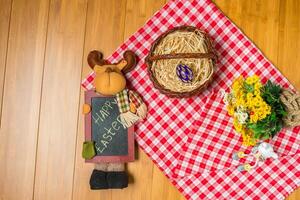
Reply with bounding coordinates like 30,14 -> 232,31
175,91 -> 300,176
82,0 -> 300,199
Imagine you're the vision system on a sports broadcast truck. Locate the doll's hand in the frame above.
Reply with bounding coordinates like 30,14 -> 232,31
83,104 -> 91,114
130,102 -> 136,113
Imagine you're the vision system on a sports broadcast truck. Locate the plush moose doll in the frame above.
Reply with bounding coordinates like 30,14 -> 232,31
83,50 -> 147,189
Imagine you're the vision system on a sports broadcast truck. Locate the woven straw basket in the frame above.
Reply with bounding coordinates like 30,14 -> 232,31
146,26 -> 217,98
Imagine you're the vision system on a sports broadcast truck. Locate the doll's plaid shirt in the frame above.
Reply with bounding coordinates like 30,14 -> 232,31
82,0 -> 300,199
116,89 -> 143,113
116,89 -> 131,113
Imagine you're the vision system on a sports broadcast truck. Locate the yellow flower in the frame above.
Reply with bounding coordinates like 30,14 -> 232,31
250,114 -> 259,123
252,75 -> 259,83
236,98 -> 246,107
232,76 -> 244,95
247,92 -> 253,98
241,130 -> 257,146
246,75 -> 259,85
226,75 -> 272,146
233,117 -> 245,133
254,82 -> 262,90
245,77 -> 253,85
227,105 -> 235,116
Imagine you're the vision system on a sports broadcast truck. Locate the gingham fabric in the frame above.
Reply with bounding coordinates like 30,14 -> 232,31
116,89 -> 132,113
176,155 -> 300,200
82,0 -> 300,199
175,90 -> 300,176
129,90 -> 142,108
116,89 -> 143,113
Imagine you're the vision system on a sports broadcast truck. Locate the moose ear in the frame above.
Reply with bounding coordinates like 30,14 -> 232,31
94,65 -> 106,74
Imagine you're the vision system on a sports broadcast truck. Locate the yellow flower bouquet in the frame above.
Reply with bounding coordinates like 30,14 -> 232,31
224,75 -> 289,146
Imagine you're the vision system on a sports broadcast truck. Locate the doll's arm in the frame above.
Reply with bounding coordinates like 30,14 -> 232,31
83,104 -> 91,114
129,90 -> 147,120
130,102 -> 137,114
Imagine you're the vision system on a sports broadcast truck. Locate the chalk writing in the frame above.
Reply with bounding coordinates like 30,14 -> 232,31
94,116 -> 126,153
92,99 -> 118,124
91,97 -> 128,156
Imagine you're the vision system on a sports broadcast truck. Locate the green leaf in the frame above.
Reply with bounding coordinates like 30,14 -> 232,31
280,110 -> 287,116
247,108 -> 284,140
244,82 -> 254,93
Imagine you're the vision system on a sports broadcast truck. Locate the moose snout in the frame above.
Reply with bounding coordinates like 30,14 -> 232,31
105,67 -> 114,73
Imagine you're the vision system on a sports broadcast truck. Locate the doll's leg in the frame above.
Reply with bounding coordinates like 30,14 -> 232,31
95,163 -> 109,171
106,163 -> 128,189
90,163 -> 109,190
107,163 -> 125,171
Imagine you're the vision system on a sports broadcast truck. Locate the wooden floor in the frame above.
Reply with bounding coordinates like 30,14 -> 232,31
0,0 -> 299,199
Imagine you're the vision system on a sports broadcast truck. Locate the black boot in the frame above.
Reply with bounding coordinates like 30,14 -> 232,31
89,170 -> 108,190
107,171 -> 128,189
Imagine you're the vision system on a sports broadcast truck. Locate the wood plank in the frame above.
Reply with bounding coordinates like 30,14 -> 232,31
150,166 -> 185,200
277,0 -> 300,90
0,0 -> 50,199
278,1 -> 300,198
72,0 -> 127,200
215,0 -> 280,65
122,0 -> 166,39
33,0 -> 87,199
110,0 -> 170,200
1,0 -> 299,200
0,0 -> 12,126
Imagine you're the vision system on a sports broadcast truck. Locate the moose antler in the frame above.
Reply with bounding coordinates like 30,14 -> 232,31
121,51 -> 137,73
87,50 -> 110,69
87,50 -> 137,73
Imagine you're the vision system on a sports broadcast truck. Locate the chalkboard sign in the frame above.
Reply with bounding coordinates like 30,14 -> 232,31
85,90 -> 134,163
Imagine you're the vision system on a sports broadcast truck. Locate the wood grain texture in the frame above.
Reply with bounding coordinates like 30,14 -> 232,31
0,0 -> 299,199
0,0 -> 12,126
33,0 -> 87,199
278,0 -> 300,89
72,1 -> 127,200
214,0 -> 281,63
0,0 -> 50,199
